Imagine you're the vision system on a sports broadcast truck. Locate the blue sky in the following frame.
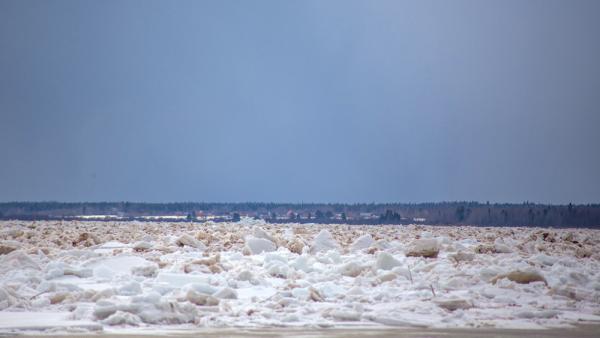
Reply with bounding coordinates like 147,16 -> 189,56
1,0 -> 599,203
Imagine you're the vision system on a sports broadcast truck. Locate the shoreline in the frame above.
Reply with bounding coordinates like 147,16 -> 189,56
8,324 -> 600,338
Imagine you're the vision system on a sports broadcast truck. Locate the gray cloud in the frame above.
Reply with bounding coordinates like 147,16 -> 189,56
1,0 -> 599,203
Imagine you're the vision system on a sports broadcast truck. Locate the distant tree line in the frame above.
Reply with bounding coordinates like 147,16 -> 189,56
0,201 -> 599,228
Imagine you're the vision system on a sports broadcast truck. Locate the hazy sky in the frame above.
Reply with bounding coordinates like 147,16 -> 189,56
1,1 -> 599,203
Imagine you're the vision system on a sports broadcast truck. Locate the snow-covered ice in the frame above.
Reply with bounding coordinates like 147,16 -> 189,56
1,219 -> 600,334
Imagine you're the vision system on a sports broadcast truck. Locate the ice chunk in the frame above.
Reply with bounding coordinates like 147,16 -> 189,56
88,255 -> 152,279
0,286 -> 19,310
132,241 -> 152,252
531,253 -> 557,266
175,234 -> 206,250
480,267 -> 502,281
263,259 -> 288,278
236,270 -> 254,282
97,241 -> 127,249
494,238 -> 513,253
252,227 -> 275,242
95,295 -> 197,325
376,272 -> 397,283
264,253 -> 290,277
474,244 -> 496,254
316,281 -> 345,299
448,251 -> 475,263
375,252 -> 402,270
290,255 -> 313,272
45,268 -> 65,280
31,297 -> 51,308
45,262 -> 92,279
132,292 -> 162,305
291,287 -> 309,300
421,231 -> 433,238
435,299 -> 473,311
118,281 -> 142,296
264,252 -> 287,263
329,309 -> 361,321
72,232 -> 100,246
0,240 -> 21,255
350,234 -> 375,251
516,310 -> 560,319
102,311 -> 141,326
310,229 -> 339,254
94,266 -> 114,281
213,287 -> 237,299
282,314 -> 300,322
135,300 -> 197,324
70,303 -> 94,320
491,270 -> 547,285
131,263 -> 158,278
186,290 -> 219,305
550,286 -> 588,301
347,286 -> 365,295
182,282 -> 217,295
283,228 -> 295,241
156,272 -> 211,288
406,239 -> 439,258
575,247 -> 592,258
93,300 -> 118,319
0,250 -> 40,273
287,239 -> 304,254
322,250 -> 342,264
337,261 -> 367,277
244,236 -> 276,254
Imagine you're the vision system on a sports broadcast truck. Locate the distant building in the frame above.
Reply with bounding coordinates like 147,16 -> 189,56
359,212 -> 377,219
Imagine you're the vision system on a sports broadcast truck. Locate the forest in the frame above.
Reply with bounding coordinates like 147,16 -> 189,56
0,201 -> 599,228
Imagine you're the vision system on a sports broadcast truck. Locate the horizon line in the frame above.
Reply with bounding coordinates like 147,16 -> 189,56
1,200 -> 599,206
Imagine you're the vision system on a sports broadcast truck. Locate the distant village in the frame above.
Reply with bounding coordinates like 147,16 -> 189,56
69,209 -> 412,224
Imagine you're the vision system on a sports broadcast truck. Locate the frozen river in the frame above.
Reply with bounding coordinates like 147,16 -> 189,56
1,219 -> 599,335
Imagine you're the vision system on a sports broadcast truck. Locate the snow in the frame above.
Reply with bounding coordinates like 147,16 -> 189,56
1,220 -> 600,334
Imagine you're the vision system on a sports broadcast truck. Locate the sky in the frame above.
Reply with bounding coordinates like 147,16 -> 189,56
1,0 -> 599,204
